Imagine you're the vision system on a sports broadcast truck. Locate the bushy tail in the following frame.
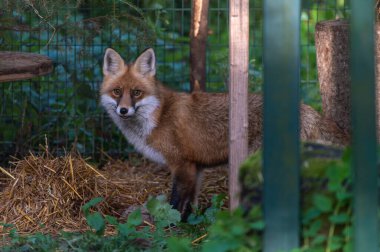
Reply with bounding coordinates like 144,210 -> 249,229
300,104 -> 350,146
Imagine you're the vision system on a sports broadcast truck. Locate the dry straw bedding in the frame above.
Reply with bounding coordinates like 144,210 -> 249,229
0,152 -> 227,235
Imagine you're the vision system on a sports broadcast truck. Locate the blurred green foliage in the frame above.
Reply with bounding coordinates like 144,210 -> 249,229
239,144 -> 353,252
0,0 -> 349,160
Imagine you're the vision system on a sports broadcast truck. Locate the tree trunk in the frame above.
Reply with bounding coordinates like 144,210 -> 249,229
190,0 -> 209,92
315,20 -> 351,133
316,20 -> 380,139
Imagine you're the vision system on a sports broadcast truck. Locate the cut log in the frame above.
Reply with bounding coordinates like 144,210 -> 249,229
316,20 -> 380,139
315,20 -> 351,132
0,51 -> 53,82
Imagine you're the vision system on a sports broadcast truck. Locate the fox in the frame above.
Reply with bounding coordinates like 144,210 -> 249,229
100,48 -> 349,220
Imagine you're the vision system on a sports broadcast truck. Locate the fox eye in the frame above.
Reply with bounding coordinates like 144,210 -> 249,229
132,89 -> 142,97
112,88 -> 122,97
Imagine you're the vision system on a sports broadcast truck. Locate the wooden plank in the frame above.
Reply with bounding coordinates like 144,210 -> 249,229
0,51 -> 53,82
228,0 -> 249,210
350,0 -> 378,251
263,0 -> 300,251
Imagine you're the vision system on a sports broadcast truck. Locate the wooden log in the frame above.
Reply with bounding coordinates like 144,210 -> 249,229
315,20 -> 351,132
190,0 -> 209,92
316,20 -> 380,139
228,0 -> 249,210
0,51 -> 53,82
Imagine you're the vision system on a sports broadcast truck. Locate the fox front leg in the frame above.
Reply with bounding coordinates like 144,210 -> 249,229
169,162 -> 201,221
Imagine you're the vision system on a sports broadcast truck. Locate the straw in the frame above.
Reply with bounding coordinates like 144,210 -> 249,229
0,151 -> 228,235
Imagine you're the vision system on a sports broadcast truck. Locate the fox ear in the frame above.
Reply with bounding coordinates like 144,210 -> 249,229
103,48 -> 124,76
134,48 -> 156,77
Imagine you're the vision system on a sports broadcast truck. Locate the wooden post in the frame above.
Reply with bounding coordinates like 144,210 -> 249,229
350,0 -> 378,250
315,20 -> 351,132
376,25 -> 380,140
263,0 -> 300,250
190,0 -> 209,92
228,0 -> 249,210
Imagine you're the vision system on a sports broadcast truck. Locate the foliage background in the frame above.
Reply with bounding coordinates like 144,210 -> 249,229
0,0 -> 349,161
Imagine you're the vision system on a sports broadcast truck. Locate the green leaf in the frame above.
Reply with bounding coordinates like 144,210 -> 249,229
105,215 -> 118,226
313,194 -> 333,213
187,213 -> 205,225
342,147 -> 352,163
343,226 -> 353,238
167,237 -> 192,252
336,191 -> 352,201
302,208 -> 321,224
329,213 -> 350,224
9,228 -> 20,243
117,223 -> 133,237
211,194 -> 226,209
231,224 -> 245,236
202,240 -> 234,252
82,197 -> 104,216
0,223 -> 14,229
311,234 -> 326,246
250,220 -> 265,231
127,208 -> 142,227
328,236 -> 343,251
86,212 -> 105,235
304,219 -> 322,237
343,241 -> 353,252
146,195 -> 181,227
328,180 -> 342,192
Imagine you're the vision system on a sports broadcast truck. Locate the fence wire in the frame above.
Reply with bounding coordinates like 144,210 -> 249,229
0,0 -> 349,161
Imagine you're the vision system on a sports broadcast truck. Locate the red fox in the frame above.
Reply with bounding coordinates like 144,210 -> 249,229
100,48 -> 349,219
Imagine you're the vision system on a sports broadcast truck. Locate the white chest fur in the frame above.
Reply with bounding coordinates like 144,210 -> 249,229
101,94 -> 166,165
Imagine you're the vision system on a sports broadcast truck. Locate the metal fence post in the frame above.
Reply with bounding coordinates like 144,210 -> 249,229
350,0 -> 379,251
263,0 -> 301,251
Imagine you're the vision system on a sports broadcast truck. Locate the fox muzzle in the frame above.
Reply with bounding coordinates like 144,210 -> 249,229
116,106 -> 135,117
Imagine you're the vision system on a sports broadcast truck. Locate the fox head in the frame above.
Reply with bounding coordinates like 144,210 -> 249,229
100,48 -> 160,120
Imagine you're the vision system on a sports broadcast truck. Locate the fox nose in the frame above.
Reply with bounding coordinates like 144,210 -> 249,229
119,107 -> 128,115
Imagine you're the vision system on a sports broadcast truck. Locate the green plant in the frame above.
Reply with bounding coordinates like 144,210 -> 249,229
301,149 -> 353,252
1,147 -> 359,251
1,195 -> 181,251
239,146 -> 354,252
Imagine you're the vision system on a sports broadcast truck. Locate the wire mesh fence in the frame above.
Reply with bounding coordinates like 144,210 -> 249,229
0,0 -> 349,161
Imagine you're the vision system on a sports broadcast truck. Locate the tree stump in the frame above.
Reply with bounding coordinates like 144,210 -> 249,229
315,20 -> 351,133
316,20 -> 380,139
0,51 -> 53,82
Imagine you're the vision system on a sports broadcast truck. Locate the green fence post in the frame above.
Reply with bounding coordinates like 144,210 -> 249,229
350,0 -> 379,251
263,0 -> 300,251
